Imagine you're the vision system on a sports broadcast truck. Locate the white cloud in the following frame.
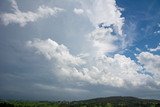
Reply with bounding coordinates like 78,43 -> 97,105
86,54 -> 150,87
26,38 -> 85,65
80,0 -> 124,35
135,47 -> 141,52
158,23 -> 160,28
27,38 -> 153,88
148,43 -> 160,52
10,0 -> 20,12
77,0 -> 127,55
88,28 -> 118,55
0,0 -> 64,26
154,23 -> 160,34
73,8 -> 84,15
145,45 -> 148,49
26,38 -> 91,85
137,52 -> 160,74
137,52 -> 160,85
25,0 -> 160,92
154,30 -> 160,34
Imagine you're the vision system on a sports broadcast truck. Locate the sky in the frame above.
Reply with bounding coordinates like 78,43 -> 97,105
0,0 -> 160,101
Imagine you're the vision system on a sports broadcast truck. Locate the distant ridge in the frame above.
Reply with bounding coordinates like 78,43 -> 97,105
71,96 -> 160,107
75,96 -> 159,102
0,96 -> 160,107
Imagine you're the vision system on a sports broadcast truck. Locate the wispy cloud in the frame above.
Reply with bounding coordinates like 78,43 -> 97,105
35,83 -> 89,93
148,43 -> 160,52
73,8 -> 84,15
0,0 -> 64,27
135,47 -> 141,52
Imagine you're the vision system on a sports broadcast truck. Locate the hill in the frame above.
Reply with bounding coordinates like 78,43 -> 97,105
0,96 -> 160,107
71,96 -> 160,107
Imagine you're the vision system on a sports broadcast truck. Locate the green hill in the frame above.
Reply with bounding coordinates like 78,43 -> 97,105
71,96 -> 160,107
0,96 -> 160,107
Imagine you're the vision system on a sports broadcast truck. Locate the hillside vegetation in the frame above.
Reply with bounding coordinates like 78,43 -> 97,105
0,96 -> 160,107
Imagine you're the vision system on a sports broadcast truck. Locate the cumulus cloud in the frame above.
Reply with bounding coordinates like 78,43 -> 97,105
80,54 -> 150,87
26,38 -> 85,65
0,0 -> 64,26
26,38 -> 91,84
88,28 -> 118,55
27,38 -> 154,88
26,0 -> 160,95
73,8 -> 84,15
77,0 -> 127,55
137,52 -> 160,74
80,0 -> 124,35
137,52 -> 160,85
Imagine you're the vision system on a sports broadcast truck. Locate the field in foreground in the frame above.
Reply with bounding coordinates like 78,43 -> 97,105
0,96 -> 160,107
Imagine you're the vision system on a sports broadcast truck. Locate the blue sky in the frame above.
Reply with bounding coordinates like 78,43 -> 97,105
0,0 -> 160,101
